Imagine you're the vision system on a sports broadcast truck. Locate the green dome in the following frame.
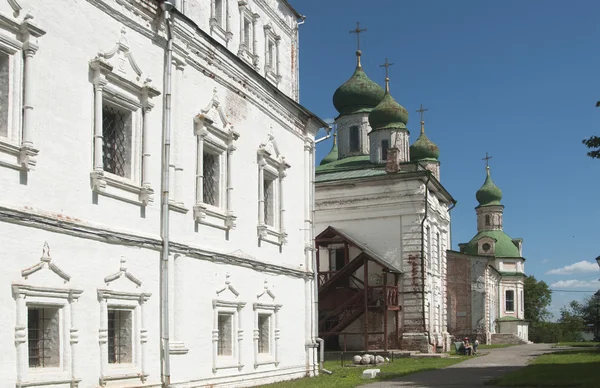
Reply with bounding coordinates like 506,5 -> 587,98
464,230 -> 520,257
476,167 -> 503,206
410,122 -> 440,160
320,133 -> 338,165
368,81 -> 409,131
332,52 -> 385,116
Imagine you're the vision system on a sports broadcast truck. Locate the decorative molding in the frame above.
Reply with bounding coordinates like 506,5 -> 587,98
253,0 -> 294,37
252,299 -> 282,368
0,204 -> 309,278
216,274 -> 239,298
7,0 -> 22,16
20,242 -> 71,283
103,257 -> 142,287
256,280 -> 276,301
212,298 -> 246,373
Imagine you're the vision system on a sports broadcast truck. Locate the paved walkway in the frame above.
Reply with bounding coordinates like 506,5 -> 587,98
362,344 -> 557,388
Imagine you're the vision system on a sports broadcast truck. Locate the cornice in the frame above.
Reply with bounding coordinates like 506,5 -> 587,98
253,0 -> 294,37
0,203 -> 308,279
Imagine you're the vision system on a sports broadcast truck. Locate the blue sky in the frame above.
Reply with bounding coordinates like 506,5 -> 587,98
290,0 -> 600,318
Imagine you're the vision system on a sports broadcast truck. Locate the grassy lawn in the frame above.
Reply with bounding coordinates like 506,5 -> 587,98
488,348 -> 600,387
256,357 -> 467,388
553,342 -> 599,348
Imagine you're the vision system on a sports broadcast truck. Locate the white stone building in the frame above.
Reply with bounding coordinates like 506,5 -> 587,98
447,165 -> 529,344
314,51 -> 455,353
0,0 -> 326,387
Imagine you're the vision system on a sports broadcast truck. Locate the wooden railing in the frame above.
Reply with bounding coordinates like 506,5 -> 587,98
368,286 -> 399,307
318,271 -> 336,287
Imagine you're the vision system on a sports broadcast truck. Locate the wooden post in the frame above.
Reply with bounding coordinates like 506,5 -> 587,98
383,269 -> 388,351
344,242 -> 349,265
363,257 -> 369,350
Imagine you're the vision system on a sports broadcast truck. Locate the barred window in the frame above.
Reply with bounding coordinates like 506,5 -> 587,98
218,313 -> 233,356
243,18 -> 251,49
0,53 -> 9,138
28,307 -> 60,368
102,103 -> 132,178
108,309 -> 133,364
214,0 -> 223,25
505,290 -> 515,312
258,314 -> 270,354
381,139 -> 389,161
202,151 -> 220,206
263,177 -> 274,226
349,126 -> 360,152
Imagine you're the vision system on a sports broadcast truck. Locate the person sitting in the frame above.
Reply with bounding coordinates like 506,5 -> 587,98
462,337 -> 472,355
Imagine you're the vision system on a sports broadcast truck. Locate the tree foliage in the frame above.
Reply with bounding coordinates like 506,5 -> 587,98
524,275 -> 552,323
582,136 -> 600,159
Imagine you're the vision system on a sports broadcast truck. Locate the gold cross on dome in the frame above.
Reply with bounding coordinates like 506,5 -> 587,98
379,57 -> 394,79
416,104 -> 429,122
349,22 -> 367,51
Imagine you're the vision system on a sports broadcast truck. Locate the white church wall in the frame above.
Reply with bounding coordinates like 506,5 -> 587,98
0,0 -> 319,386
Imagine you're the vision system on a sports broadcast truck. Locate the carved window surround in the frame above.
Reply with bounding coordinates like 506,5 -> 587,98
263,24 -> 281,85
97,290 -> 151,387
253,282 -> 281,368
237,1 -> 260,69
193,89 -> 239,230
210,0 -> 232,44
12,284 -> 83,388
89,28 -> 160,206
257,135 -> 289,245
0,13 -> 45,172
212,276 -> 245,373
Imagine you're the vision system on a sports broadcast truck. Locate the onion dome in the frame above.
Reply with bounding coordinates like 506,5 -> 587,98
319,132 -> 338,165
332,51 -> 385,116
410,121 -> 440,160
368,77 -> 408,131
476,167 -> 503,206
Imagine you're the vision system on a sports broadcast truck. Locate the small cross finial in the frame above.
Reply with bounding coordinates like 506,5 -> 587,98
416,104 -> 428,123
482,152 -> 492,168
349,21 -> 367,52
379,58 -> 394,93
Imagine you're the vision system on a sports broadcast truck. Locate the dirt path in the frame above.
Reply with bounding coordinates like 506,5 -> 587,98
362,344 -> 557,388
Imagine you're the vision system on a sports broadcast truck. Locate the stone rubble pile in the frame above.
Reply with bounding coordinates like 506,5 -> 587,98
352,354 -> 388,365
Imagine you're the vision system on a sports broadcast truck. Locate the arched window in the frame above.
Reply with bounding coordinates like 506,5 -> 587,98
381,139 -> 389,161
349,126 -> 360,152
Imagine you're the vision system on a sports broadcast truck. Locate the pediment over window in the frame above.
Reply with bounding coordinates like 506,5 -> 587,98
20,242 -> 71,284
256,280 -> 276,302
478,236 -> 496,256
216,273 -> 240,299
258,132 -> 290,170
103,257 -> 143,288
195,88 -> 239,141
90,27 -> 159,98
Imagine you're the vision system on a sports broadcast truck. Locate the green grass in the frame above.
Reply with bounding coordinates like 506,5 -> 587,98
488,348 -> 600,387
553,342 -> 599,348
256,357 -> 467,388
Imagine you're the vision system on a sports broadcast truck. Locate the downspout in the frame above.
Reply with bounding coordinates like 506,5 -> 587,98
420,172 -> 432,350
160,1 -> 175,387
295,15 -> 306,101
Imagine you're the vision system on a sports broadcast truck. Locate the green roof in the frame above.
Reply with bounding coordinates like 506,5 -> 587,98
497,316 -> 523,322
476,167 -> 503,206
315,154 -> 375,173
410,122 -> 440,160
464,230 -> 521,258
368,83 -> 408,131
332,53 -> 384,117
319,135 -> 338,165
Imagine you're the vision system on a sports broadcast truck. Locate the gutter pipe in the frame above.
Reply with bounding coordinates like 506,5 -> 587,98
315,338 -> 333,375
160,1 -> 175,387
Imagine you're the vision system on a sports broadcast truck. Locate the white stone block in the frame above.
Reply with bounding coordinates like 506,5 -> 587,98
362,369 -> 380,379
353,355 -> 362,364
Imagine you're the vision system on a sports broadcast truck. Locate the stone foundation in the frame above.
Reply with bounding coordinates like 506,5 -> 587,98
401,333 -> 432,353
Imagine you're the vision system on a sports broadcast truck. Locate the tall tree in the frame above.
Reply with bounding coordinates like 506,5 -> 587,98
524,275 -> 552,323
558,301 -> 586,342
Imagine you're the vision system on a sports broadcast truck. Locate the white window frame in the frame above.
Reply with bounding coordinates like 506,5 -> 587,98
212,300 -> 246,373
0,13 -> 45,171
97,289 -> 151,386
253,303 -> 281,368
89,28 -> 160,206
505,289 -> 515,312
263,24 -> 281,85
238,1 -> 259,68
257,134 -> 289,245
12,285 -> 83,387
193,88 -> 239,230
210,0 -> 232,44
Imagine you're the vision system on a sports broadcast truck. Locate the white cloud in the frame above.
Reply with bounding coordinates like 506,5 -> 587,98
546,261 -> 599,275
549,279 -> 600,289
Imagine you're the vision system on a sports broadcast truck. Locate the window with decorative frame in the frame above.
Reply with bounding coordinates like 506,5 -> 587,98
257,134 -> 289,245
238,1 -> 259,68
505,289 -> 515,312
193,88 -> 239,230
253,303 -> 281,368
0,13 -> 45,172
90,28 -> 160,206
263,24 -> 281,85
210,0 -> 232,44
212,300 -> 246,373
